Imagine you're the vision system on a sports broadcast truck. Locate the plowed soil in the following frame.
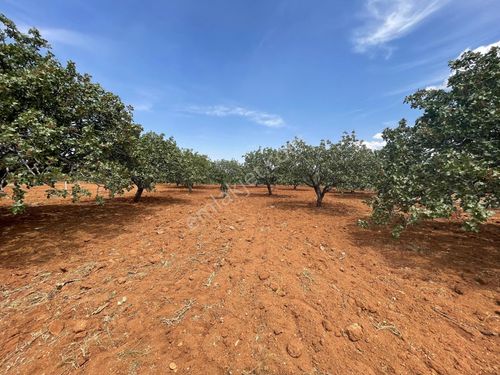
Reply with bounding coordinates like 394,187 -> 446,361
0,184 -> 499,375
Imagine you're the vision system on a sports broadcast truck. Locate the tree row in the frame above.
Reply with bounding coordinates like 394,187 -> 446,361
1,15 -> 498,234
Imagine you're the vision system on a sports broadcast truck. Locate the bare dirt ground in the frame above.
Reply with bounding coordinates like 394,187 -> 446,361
0,184 -> 498,375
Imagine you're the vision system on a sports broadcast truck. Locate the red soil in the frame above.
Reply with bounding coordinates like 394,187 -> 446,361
0,184 -> 498,374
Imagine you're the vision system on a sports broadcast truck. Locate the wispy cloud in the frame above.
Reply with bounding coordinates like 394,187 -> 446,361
38,27 -> 93,48
184,105 -> 285,128
353,0 -> 448,54
384,68 -> 449,96
126,88 -> 166,113
132,103 -> 153,112
385,40 -> 499,95
390,56 -> 438,71
17,22 -> 99,51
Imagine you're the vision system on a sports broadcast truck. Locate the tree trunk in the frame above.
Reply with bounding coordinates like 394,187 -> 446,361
133,187 -> 144,202
266,183 -> 272,195
316,194 -> 323,207
0,168 -> 7,190
188,184 -> 193,193
293,184 -> 298,190
314,185 -> 325,207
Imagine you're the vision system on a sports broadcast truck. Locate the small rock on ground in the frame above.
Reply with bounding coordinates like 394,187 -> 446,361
322,319 -> 333,332
258,270 -> 270,280
286,340 -> 303,358
48,320 -> 65,336
72,320 -> 88,334
453,283 -> 464,295
345,323 -> 363,342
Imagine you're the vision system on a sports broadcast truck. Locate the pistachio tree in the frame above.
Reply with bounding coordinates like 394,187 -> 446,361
211,159 -> 243,185
176,149 -> 211,192
277,149 -> 304,189
285,133 -> 377,207
244,147 -> 284,195
0,14 -> 141,212
372,47 -> 500,235
128,132 -> 179,202
337,133 -> 381,192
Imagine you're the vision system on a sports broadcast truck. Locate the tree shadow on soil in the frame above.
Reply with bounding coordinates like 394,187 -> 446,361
113,195 -> 189,205
242,192 -> 293,198
348,219 -> 500,290
272,199 -> 357,217
277,187 -> 307,191
0,195 -> 188,269
182,189 -> 212,195
167,185 -> 217,192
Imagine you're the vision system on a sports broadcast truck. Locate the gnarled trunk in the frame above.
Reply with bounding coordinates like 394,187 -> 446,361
133,186 -> 144,202
314,185 -> 326,207
266,183 -> 272,195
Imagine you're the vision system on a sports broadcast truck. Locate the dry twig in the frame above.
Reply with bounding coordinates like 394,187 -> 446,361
161,299 -> 195,326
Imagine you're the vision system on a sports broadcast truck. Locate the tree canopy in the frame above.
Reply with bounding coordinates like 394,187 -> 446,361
211,159 -> 243,185
2,12 -> 497,237
244,147 -> 284,195
0,14 -> 141,211
284,133 -> 377,206
128,132 -> 179,202
371,47 -> 500,236
175,149 -> 211,192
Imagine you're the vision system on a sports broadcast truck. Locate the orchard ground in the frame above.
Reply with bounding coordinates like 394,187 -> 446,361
0,184 -> 498,375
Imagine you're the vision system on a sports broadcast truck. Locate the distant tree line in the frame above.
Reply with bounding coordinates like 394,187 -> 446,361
1,14 -> 498,234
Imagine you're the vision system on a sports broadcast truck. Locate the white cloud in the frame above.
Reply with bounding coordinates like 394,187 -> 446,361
425,40 -> 500,91
184,105 -> 285,128
364,132 -> 386,150
353,0 -> 447,53
464,40 -> 500,55
424,82 -> 448,91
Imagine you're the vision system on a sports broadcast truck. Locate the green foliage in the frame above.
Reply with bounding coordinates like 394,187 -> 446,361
129,132 -> 179,201
176,149 -> 211,192
0,14 -> 141,211
372,47 -> 500,233
285,133 -> 377,206
336,133 -> 380,192
277,148 -> 304,189
357,219 -> 369,229
244,147 -> 285,195
211,159 -> 243,185
3,10 -> 496,233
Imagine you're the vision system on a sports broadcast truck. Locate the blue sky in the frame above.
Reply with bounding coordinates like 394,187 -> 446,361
2,0 -> 499,159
